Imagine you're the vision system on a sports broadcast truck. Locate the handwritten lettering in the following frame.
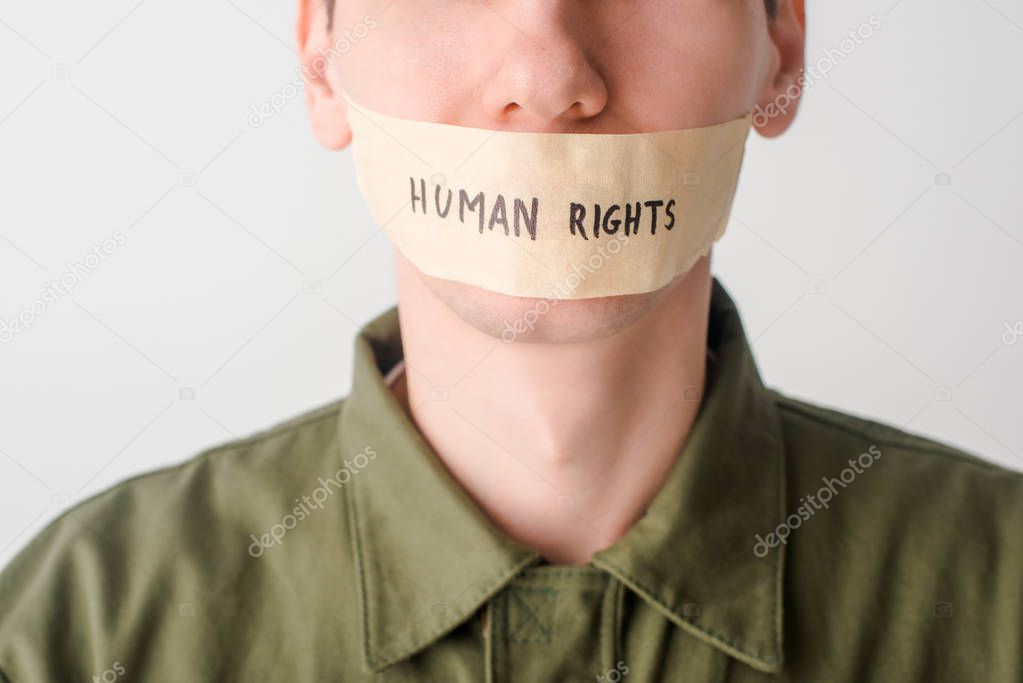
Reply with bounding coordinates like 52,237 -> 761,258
569,199 -> 679,239
406,176 -> 678,242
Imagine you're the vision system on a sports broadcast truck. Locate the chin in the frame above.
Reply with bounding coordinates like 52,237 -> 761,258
420,272 -> 681,344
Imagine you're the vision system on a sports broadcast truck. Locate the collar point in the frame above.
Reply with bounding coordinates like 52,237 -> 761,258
747,654 -> 783,675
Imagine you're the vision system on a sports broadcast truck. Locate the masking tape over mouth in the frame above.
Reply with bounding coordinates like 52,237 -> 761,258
345,95 -> 752,300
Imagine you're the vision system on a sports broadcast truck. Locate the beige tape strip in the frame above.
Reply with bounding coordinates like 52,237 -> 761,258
346,98 -> 752,299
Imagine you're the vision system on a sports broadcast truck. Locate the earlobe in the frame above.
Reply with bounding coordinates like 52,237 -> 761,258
753,0 -> 806,139
307,88 -> 353,150
296,0 -> 352,150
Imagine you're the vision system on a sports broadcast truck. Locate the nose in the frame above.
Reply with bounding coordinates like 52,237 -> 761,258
481,21 -> 608,129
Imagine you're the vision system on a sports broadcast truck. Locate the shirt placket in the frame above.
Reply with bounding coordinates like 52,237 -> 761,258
482,567 -> 625,683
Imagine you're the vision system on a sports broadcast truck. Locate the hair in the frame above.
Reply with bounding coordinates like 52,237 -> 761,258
324,1 -> 777,31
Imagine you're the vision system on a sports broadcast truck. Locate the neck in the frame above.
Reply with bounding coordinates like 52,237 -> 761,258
393,257 -> 713,565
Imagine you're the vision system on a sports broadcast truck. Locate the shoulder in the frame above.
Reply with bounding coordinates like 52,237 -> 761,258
772,389 -> 1023,502
0,398 -> 358,681
768,390 -> 1023,678
771,389 -> 1023,538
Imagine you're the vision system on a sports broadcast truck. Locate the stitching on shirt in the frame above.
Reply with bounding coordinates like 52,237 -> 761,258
774,394 -> 1023,477
599,576 -> 614,671
484,601 -> 496,683
351,433 -> 542,671
506,586 -> 557,644
362,531 -> 539,669
773,408 -> 786,667
350,469 -> 375,672
373,557 -> 538,667
613,579 -> 625,665
592,556 -> 779,667
11,403 -> 351,594
206,399 -> 344,456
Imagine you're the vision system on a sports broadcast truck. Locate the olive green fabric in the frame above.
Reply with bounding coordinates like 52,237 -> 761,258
1,280 -> 1021,682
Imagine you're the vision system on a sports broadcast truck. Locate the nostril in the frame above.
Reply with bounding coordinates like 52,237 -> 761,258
560,101 -> 590,120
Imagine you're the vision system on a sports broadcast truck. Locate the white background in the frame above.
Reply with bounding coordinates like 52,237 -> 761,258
1,0 -> 1021,568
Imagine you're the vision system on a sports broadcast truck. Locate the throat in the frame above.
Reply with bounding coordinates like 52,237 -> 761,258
394,343 -> 707,566
391,255 -> 714,566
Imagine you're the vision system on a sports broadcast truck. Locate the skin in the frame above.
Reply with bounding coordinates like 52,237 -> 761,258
298,0 -> 805,564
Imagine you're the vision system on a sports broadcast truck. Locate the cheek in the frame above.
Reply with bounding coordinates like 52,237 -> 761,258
603,6 -> 769,128
333,4 -> 501,120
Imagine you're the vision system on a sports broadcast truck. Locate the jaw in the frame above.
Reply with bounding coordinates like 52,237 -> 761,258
397,249 -> 711,345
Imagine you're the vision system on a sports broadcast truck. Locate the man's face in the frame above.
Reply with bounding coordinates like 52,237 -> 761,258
300,0 -> 804,342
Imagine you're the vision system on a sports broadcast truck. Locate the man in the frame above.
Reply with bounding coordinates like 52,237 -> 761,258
1,0 -> 1020,681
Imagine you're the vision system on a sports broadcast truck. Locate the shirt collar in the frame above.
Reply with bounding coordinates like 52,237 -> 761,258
339,278 -> 786,674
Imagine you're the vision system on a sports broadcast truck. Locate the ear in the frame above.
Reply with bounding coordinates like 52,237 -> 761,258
753,0 -> 806,138
296,0 -> 352,150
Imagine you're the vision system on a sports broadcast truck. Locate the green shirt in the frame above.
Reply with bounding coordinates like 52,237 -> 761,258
2,280 -> 1021,682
